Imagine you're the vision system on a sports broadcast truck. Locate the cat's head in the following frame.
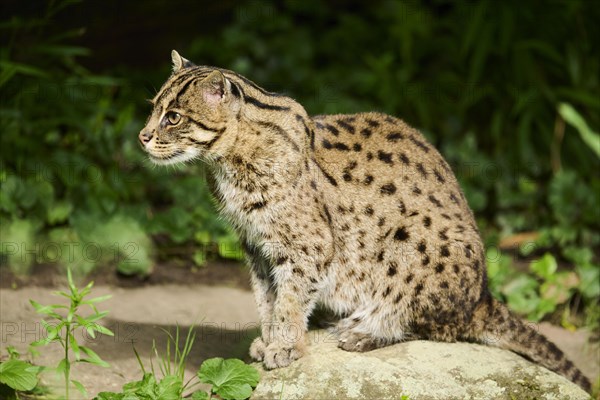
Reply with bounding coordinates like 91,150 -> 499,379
139,51 -> 240,165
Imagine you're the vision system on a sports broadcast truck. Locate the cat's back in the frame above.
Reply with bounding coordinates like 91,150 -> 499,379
310,112 -> 474,225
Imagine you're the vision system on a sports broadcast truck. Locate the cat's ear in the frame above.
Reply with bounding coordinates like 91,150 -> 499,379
201,70 -> 231,106
171,50 -> 195,72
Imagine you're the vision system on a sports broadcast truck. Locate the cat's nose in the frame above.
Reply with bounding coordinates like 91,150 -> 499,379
138,130 -> 153,145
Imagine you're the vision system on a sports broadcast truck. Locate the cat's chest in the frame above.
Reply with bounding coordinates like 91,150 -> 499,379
212,172 -> 277,238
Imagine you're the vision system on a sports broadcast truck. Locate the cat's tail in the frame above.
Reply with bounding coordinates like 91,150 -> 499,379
464,291 -> 591,392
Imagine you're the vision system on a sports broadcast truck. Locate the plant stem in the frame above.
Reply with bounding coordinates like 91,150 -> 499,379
65,322 -> 70,400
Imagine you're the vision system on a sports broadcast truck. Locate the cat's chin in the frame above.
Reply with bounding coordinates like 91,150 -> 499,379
148,148 -> 200,166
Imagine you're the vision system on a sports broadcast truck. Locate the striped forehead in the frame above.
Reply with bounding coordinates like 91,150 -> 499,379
152,67 -> 215,107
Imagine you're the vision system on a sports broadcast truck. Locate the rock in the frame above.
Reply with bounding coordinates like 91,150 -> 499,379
251,330 -> 589,400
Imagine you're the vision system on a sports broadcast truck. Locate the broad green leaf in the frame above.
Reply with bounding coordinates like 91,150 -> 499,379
0,359 -> 39,391
558,102 -> 600,157
155,375 -> 183,400
94,392 -> 124,400
198,358 -> 260,400
122,373 -> 157,397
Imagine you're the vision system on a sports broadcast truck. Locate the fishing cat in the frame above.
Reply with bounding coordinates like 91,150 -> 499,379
138,51 -> 590,391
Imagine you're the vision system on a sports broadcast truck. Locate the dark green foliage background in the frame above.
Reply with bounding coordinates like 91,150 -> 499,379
0,0 -> 598,326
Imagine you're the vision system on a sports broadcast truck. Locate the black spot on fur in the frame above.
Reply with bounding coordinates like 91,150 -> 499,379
393,226 -> 410,241
323,205 -> 332,225
325,124 -> 340,136
377,250 -> 385,262
414,282 -> 424,295
334,142 -> 350,151
386,132 -> 404,142
409,135 -> 430,152
245,201 -> 266,212
423,216 -> 431,228
422,255 -> 430,266
380,183 -> 397,195
450,193 -> 460,204
360,128 -> 372,138
337,119 -> 356,134
399,152 -> 410,165
433,168 -> 445,183
364,175 -> 374,185
416,163 -> 428,178
353,143 -> 362,152
417,241 -> 427,253
383,286 -> 392,297
394,293 -> 403,303
322,139 -> 333,149
439,228 -> 449,241
387,262 -> 398,276
435,263 -> 445,273
465,244 -> 473,258
366,119 -> 380,127
405,273 -> 414,283
412,185 -> 422,195
364,205 -> 374,216
428,194 -> 443,208
275,256 -> 288,265
377,150 -> 393,165
398,200 -> 406,215
292,267 -> 305,277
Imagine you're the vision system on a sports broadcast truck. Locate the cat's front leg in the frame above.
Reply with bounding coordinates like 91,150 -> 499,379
262,260 -> 319,369
248,268 -> 275,361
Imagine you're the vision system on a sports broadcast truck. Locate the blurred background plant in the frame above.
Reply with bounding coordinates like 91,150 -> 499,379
0,0 -> 598,330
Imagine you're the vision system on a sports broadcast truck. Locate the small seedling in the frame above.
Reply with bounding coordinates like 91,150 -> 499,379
29,267 -> 114,399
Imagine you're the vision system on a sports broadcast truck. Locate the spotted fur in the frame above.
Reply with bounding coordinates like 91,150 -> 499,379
138,51 -> 590,391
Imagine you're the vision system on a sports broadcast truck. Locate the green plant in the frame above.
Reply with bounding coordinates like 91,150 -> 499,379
0,346 -> 49,399
488,250 -> 599,324
29,267 -> 113,399
0,358 -> 40,399
196,358 -> 260,400
95,326 -> 260,400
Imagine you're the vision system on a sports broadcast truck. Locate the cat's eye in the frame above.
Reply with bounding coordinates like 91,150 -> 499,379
165,111 -> 181,125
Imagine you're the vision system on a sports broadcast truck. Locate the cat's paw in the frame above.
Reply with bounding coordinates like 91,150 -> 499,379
249,337 -> 266,361
262,340 -> 305,369
337,331 -> 388,352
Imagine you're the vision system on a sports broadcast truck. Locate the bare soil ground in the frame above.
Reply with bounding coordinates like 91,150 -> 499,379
0,262 -> 598,399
